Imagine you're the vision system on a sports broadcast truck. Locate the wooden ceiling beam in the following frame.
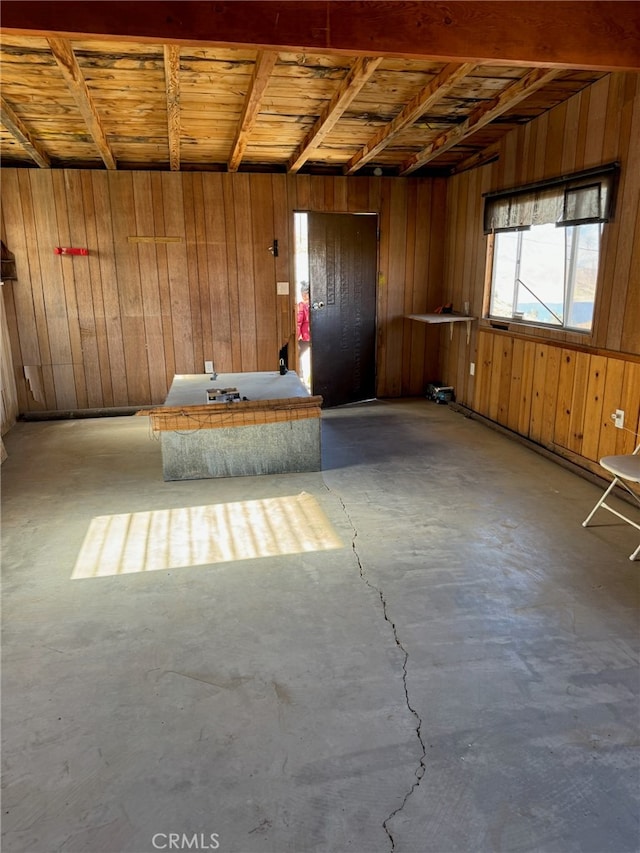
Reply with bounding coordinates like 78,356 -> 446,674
164,44 -> 181,171
400,67 -> 562,175
3,2 -> 640,72
344,62 -> 475,175
288,55 -> 383,174
47,36 -> 117,170
228,50 -> 278,173
451,141 -> 502,174
0,97 -> 51,168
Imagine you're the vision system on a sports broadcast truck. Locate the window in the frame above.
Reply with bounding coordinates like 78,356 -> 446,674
484,163 -> 619,332
490,221 -> 602,330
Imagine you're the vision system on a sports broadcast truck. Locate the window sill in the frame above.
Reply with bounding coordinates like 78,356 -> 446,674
485,317 -> 592,334
479,316 -> 597,345
476,318 -> 640,363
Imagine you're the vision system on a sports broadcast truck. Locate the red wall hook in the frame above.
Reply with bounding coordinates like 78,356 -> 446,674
54,247 -> 88,256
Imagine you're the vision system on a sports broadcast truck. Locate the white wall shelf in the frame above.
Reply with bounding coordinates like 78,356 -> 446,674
406,313 -> 476,343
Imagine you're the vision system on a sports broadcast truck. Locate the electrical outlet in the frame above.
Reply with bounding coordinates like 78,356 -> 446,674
613,409 -> 624,429
470,362 -> 475,376
204,360 -> 213,374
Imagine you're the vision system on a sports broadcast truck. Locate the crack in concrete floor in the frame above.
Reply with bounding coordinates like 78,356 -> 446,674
335,492 -> 427,852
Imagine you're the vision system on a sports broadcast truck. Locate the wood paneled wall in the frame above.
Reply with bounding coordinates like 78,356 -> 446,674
1,286 -> 19,436
1,172 -> 446,412
473,332 -> 639,470
440,72 -> 640,472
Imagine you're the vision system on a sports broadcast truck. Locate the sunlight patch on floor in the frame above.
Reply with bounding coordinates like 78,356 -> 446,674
71,492 -> 343,579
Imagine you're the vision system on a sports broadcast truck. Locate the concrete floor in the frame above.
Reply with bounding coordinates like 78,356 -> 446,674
2,399 -> 639,853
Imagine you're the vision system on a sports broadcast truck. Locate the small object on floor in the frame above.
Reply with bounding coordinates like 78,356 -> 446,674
426,382 -> 455,404
425,381 -> 443,400
434,386 -> 455,404
206,387 -> 241,404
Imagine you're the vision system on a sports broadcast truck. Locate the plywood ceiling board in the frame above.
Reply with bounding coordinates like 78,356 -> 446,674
0,22 -> 621,175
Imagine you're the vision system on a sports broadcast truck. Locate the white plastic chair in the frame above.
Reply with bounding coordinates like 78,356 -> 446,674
583,444 -> 640,561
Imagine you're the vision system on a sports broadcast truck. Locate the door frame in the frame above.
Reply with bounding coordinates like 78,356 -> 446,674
291,209 -> 379,404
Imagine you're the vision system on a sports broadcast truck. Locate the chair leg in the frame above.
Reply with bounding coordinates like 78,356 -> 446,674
584,475 -> 640,559
583,477 -> 620,527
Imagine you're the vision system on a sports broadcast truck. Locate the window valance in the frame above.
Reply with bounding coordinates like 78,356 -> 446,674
483,163 -> 619,234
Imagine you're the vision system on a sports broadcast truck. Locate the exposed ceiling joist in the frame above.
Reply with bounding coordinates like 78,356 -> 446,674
164,44 -> 181,171
47,36 -> 117,170
344,62 -> 476,175
452,141 -> 502,174
0,97 -> 51,168
288,55 -> 383,173
228,50 -> 279,173
400,66 -> 562,175
0,28 -> 610,176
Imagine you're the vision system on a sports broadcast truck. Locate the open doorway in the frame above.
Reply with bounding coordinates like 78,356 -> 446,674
294,213 -> 312,392
293,211 -> 378,408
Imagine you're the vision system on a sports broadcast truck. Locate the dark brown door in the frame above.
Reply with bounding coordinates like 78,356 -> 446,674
307,213 -> 377,408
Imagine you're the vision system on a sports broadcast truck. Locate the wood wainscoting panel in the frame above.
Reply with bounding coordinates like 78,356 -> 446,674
472,329 -> 640,470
